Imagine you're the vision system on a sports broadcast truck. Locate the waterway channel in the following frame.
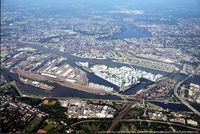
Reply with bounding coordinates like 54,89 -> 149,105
1,69 -> 122,100
21,42 -> 170,94
1,42 -> 200,111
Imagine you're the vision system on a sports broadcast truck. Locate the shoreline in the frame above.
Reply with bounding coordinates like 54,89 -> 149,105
112,60 -> 176,73
17,41 -> 171,75
15,69 -> 111,95
18,76 -> 54,92
71,54 -> 107,60
71,53 -> 175,73
0,81 -> 126,101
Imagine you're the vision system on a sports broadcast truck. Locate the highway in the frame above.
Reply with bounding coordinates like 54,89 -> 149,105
64,118 -> 200,132
106,70 -> 184,133
106,100 -> 137,132
106,67 -> 199,133
0,81 -> 24,96
147,100 -> 181,104
122,119 -> 200,131
174,74 -> 200,116
106,79 -> 166,133
0,81 -> 47,99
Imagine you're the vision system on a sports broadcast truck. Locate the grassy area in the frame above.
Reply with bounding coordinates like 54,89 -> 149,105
147,102 -> 163,111
117,122 -> 171,131
120,123 -> 137,131
125,108 -> 144,119
67,119 -> 111,133
39,101 -> 68,123
43,122 -> 54,131
24,116 -> 43,132
20,97 -> 42,106
48,100 -> 57,106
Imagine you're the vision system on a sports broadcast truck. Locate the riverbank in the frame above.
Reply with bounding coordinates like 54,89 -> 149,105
71,54 -> 107,60
17,41 -> 169,75
0,81 -> 126,102
112,59 -> 176,73
75,62 -> 93,73
15,69 -> 111,95
1,69 -> 123,100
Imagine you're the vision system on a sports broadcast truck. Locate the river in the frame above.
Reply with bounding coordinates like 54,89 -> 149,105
97,23 -> 150,40
2,68 -> 199,111
2,41 -> 200,111
20,42 -> 170,95
152,101 -> 200,112
4,42 -> 194,97
1,69 -> 122,100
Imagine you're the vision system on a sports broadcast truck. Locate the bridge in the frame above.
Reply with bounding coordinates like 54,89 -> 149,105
1,81 -> 24,96
0,81 -> 47,99
106,70 -> 182,132
106,78 -> 168,133
174,74 -> 200,116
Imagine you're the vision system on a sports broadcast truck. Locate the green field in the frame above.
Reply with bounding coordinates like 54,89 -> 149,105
24,116 -> 43,132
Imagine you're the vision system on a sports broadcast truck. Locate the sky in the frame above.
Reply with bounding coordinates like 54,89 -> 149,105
1,0 -> 200,18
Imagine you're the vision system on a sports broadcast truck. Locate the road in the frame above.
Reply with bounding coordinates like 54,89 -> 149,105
106,79 -> 165,132
174,74 -> 200,116
1,81 -> 24,96
106,100 -> 137,132
107,77 -> 200,133
147,100 -> 181,104
106,71 -> 181,133
107,69 -> 200,133
64,118 -> 200,132
122,119 -> 200,131
0,81 -> 47,99
65,120 -> 97,129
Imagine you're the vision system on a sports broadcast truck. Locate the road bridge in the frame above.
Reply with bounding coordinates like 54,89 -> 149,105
174,74 -> 200,116
107,79 -> 167,132
106,71 -> 181,133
